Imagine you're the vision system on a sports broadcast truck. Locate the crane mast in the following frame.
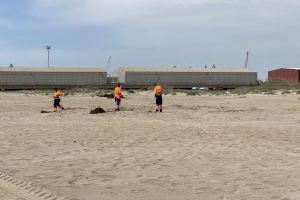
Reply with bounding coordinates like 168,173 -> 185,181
106,56 -> 112,77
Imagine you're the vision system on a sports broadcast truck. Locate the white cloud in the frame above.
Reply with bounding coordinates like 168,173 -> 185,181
26,0 -> 300,28
0,18 -> 14,28
27,0 -> 238,26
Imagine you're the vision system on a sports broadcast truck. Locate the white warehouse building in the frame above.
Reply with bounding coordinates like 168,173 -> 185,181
114,67 -> 258,88
0,67 -> 107,89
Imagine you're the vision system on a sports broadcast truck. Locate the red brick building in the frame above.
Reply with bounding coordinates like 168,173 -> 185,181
268,68 -> 300,83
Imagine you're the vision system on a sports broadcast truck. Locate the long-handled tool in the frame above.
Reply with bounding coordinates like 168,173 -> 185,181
60,96 -> 65,110
148,97 -> 156,113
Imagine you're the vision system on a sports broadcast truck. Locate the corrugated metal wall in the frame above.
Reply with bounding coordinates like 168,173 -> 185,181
123,72 -> 257,87
0,71 -> 107,87
268,69 -> 300,83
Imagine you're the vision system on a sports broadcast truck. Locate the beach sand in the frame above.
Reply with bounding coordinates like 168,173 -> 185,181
0,91 -> 299,200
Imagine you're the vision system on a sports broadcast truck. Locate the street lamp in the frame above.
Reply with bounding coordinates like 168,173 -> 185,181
45,45 -> 51,68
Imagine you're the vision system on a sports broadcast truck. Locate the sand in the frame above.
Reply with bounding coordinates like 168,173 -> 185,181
0,91 -> 299,200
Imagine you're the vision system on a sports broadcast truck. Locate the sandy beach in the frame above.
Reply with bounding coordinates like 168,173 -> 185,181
0,91 -> 299,200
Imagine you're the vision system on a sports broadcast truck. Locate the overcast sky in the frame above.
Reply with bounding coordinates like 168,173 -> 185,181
0,0 -> 300,79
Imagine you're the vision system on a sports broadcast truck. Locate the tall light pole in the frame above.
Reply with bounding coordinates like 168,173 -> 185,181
244,51 -> 249,68
46,45 -> 51,68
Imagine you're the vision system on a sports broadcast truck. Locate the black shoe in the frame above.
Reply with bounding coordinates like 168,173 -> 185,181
155,109 -> 159,112
160,109 -> 162,112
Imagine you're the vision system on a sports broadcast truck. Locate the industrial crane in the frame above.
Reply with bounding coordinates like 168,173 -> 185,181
106,56 -> 112,77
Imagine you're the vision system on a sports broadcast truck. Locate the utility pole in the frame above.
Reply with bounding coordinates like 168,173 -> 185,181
46,45 -> 51,68
244,51 -> 249,68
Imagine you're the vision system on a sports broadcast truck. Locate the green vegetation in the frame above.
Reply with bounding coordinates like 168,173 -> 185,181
163,80 -> 299,95
230,80 -> 300,95
1,80 -> 298,96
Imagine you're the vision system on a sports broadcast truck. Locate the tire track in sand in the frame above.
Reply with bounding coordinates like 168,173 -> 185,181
0,171 -> 65,200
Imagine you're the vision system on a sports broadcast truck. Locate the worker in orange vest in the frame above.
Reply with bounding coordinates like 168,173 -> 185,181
114,83 -> 122,111
53,88 -> 64,112
153,82 -> 163,112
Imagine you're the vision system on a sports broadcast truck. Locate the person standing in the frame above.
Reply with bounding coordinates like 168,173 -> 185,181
53,88 -> 64,112
114,83 -> 122,111
153,82 -> 163,112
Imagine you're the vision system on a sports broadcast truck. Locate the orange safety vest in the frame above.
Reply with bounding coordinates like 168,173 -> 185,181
154,85 -> 163,95
114,87 -> 122,99
53,91 -> 62,99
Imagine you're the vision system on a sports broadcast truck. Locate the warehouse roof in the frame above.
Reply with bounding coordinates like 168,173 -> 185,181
0,67 -> 106,73
270,68 -> 300,71
117,67 -> 255,73
288,68 -> 300,70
